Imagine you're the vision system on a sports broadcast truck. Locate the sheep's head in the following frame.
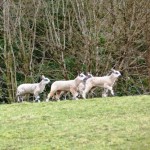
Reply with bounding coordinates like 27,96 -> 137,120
78,73 -> 87,81
83,72 -> 93,81
86,72 -> 93,78
111,69 -> 121,78
41,75 -> 50,84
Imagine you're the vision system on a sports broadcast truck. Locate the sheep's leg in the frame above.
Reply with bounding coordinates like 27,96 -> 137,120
89,87 -> 96,98
78,86 -> 86,98
35,95 -> 40,103
102,88 -> 109,97
55,90 -> 61,101
77,92 -> 82,98
20,97 -> 24,102
17,96 -> 20,102
46,91 -> 55,102
64,91 -> 71,100
33,91 -> 40,102
70,88 -> 78,100
73,92 -> 79,100
78,87 -> 84,98
104,84 -> 114,96
17,96 -> 23,103
59,91 -> 69,100
59,91 -> 66,100
82,84 -> 93,99
17,96 -> 20,103
63,91 -> 67,100
111,90 -> 114,96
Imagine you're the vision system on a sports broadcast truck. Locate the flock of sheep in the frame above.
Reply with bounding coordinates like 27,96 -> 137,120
16,69 -> 121,102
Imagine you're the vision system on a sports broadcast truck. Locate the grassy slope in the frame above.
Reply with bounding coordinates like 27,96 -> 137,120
0,95 -> 150,150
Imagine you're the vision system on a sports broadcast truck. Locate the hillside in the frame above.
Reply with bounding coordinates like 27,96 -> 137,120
0,95 -> 150,150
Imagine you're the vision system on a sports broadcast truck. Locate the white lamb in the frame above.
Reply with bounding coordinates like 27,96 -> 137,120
16,75 -> 50,102
82,69 -> 121,99
51,72 -> 93,100
46,73 -> 87,101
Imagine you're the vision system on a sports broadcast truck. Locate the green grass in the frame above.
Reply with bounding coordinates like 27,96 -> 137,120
0,95 -> 150,150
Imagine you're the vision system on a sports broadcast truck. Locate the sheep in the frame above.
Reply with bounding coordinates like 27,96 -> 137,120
77,72 -> 93,97
46,73 -> 87,101
51,72 -> 93,100
82,69 -> 121,99
16,75 -> 50,102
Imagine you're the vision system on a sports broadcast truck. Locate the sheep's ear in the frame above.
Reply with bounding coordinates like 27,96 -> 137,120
77,71 -> 81,76
81,72 -> 85,76
41,75 -> 45,79
111,68 -> 115,72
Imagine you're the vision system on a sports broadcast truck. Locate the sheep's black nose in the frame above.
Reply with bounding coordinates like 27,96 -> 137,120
120,71 -> 123,76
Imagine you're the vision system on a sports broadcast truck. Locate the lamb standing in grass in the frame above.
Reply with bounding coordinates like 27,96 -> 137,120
16,75 -> 50,102
53,72 -> 93,100
46,73 -> 87,101
82,69 -> 121,99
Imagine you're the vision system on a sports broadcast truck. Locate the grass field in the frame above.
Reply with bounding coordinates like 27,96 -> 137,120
0,95 -> 150,150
